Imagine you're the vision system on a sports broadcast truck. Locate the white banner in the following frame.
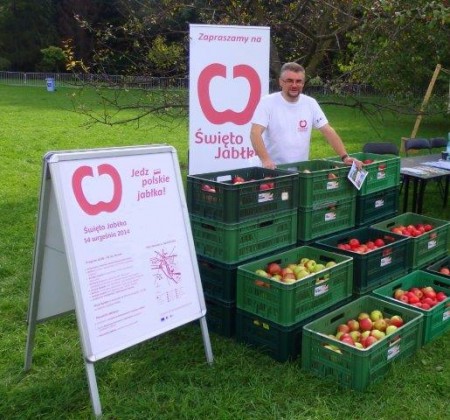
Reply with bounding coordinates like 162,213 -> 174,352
188,24 -> 270,174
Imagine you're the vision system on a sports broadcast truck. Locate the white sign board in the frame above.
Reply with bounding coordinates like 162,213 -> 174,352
25,145 -> 213,416
46,146 -> 206,361
188,24 -> 270,174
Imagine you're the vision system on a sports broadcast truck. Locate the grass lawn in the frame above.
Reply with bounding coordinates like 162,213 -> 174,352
0,85 -> 449,419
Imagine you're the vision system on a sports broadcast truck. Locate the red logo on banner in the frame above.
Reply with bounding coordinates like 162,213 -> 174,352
72,164 -> 122,215
198,63 -> 261,125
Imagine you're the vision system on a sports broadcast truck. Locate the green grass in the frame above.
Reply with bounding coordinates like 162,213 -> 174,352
0,85 -> 449,419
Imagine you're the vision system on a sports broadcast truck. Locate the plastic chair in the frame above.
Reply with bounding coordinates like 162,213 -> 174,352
404,138 -> 431,156
362,142 -> 399,155
429,137 -> 447,150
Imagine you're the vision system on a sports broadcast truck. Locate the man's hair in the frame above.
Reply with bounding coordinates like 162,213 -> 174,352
280,62 -> 305,77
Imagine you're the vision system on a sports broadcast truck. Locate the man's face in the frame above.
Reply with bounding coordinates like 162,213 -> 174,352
279,70 -> 305,101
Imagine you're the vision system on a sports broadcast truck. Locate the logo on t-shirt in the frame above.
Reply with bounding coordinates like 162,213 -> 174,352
297,120 -> 308,132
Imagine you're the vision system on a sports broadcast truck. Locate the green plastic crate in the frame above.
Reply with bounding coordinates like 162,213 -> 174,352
426,255 -> 450,279
236,246 -> 353,326
301,295 -> 423,391
371,213 -> 450,270
297,197 -> 356,242
315,227 -> 409,295
372,270 -> 450,345
191,209 -> 297,264
356,186 -> 399,227
187,166 -> 298,223
205,297 -> 236,338
278,159 -> 356,207
235,297 -> 352,362
326,153 -> 400,196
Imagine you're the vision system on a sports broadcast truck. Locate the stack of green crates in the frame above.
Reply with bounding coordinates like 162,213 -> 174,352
235,246 -> 354,361
187,166 -> 299,337
326,152 -> 401,227
278,160 -> 357,243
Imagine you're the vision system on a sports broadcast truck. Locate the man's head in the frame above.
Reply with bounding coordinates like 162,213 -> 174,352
279,62 -> 305,102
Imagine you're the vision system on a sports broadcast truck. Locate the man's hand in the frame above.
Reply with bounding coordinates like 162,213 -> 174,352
342,155 -> 363,170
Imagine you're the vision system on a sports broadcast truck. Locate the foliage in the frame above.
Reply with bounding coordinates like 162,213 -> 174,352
340,0 -> 450,95
37,46 -> 66,72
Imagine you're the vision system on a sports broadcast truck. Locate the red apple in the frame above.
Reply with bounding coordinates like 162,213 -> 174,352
359,317 -> 373,331
389,315 -> 404,328
267,262 -> 282,276
436,291 -> 447,302
439,267 -> 450,276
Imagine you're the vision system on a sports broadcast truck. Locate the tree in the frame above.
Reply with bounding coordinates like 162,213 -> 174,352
0,0 -> 58,71
339,0 -> 450,96
37,46 -> 66,72
64,0 -> 450,126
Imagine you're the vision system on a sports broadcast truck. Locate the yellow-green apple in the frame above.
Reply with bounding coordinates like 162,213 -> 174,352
354,342 -> 364,349
325,260 -> 337,268
349,330 -> 361,343
370,309 -> 383,322
386,325 -> 398,335
313,263 -> 325,273
373,318 -> 388,332
255,269 -> 270,278
370,329 -> 385,340
347,319 -> 360,331
305,259 -> 317,272
294,268 -> 309,280
299,257 -> 310,265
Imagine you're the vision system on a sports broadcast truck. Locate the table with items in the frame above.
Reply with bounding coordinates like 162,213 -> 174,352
400,154 -> 450,214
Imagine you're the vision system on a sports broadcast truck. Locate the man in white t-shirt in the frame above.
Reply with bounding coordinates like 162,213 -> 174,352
250,62 -> 362,169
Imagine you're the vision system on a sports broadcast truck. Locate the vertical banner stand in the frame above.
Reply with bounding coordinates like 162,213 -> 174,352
24,145 -> 213,417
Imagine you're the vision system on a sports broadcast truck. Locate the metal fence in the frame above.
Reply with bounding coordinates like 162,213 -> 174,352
0,71 -> 190,89
0,71 -> 378,95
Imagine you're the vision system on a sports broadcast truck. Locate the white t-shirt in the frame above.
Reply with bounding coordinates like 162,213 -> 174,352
251,92 -> 328,164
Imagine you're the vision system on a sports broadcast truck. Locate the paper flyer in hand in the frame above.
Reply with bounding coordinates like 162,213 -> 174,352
347,161 -> 368,190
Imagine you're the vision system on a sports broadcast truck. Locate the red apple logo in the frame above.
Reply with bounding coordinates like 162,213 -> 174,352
198,63 -> 261,125
72,164 -> 122,215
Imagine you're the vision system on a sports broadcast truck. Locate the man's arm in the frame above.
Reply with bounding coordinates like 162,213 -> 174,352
320,123 -> 362,169
250,123 -> 276,169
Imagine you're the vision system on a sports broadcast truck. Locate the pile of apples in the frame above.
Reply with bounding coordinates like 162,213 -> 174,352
389,223 -> 434,237
325,310 -> 404,352
393,286 -> 447,310
254,257 -> 337,285
336,236 -> 394,254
